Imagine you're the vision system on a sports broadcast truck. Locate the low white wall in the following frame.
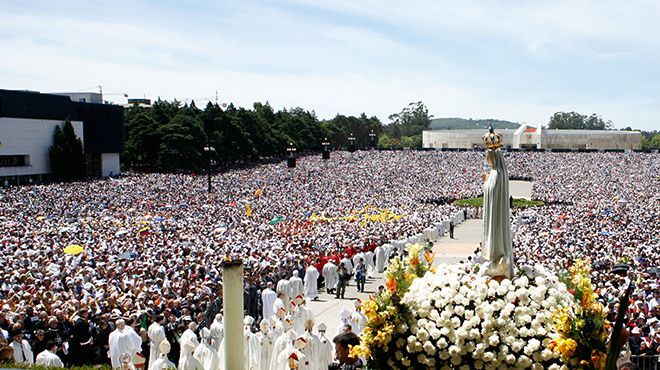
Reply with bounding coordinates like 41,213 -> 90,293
101,153 -> 120,177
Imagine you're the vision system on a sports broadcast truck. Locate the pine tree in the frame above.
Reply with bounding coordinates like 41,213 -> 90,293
49,119 -> 86,181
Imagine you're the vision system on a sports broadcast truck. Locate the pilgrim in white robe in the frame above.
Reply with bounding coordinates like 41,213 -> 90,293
261,287 -> 277,320
322,261 -> 338,293
108,327 -> 142,369
35,349 -> 64,367
303,266 -> 319,300
147,321 -> 166,370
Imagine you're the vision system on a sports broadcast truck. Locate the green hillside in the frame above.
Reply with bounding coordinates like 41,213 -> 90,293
430,117 -> 520,130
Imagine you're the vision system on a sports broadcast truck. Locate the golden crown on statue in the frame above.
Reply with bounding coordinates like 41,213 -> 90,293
482,124 -> 503,150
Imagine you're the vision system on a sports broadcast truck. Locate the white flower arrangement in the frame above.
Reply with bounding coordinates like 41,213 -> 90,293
391,263 -> 575,369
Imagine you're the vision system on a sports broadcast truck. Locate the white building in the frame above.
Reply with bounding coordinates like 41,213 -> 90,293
0,89 -> 124,186
423,125 -> 642,150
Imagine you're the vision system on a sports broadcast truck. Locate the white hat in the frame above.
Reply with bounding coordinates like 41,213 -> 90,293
244,316 -> 255,325
158,340 -> 171,354
631,327 -> 641,335
317,323 -> 327,332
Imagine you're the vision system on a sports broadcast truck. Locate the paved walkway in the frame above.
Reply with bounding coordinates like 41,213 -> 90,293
308,180 -> 534,333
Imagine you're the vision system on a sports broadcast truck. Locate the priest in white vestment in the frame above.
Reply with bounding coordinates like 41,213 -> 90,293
322,260 -> 338,294
108,319 -> 142,369
193,328 -> 219,370
316,324 -> 333,370
350,300 -> 366,335
374,246 -> 387,273
258,319 -> 277,370
244,316 -> 261,370
147,317 -> 166,370
261,282 -> 277,320
363,250 -> 375,278
179,323 -> 199,350
270,324 -> 297,370
276,279 -> 291,309
303,265 -> 320,300
149,340 -> 176,370
208,314 -> 223,353
301,320 -> 321,370
288,271 -> 304,305
177,339 -> 202,370
35,341 -> 64,367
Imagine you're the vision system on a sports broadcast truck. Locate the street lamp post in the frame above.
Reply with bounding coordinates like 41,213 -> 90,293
287,143 -> 297,169
348,134 -> 356,153
369,129 -> 376,149
322,138 -> 330,160
204,145 -> 214,193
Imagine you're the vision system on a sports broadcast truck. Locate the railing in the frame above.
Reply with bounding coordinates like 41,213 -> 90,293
630,354 -> 659,370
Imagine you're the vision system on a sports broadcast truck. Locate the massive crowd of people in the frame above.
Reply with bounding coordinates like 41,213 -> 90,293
0,150 -> 657,368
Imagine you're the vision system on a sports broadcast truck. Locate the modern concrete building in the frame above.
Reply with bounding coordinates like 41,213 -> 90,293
0,89 -> 124,186
423,124 -> 642,150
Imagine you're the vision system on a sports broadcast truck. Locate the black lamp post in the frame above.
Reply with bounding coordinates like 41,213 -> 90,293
287,143 -> 297,168
605,263 -> 635,370
369,129 -> 376,149
204,145 -> 214,193
348,134 -> 356,153
322,138 -> 330,160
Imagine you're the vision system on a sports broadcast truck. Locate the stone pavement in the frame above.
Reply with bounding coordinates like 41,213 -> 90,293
306,271 -> 385,336
308,180 -> 534,335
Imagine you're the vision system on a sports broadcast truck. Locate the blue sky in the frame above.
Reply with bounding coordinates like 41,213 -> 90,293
1,0 -> 659,130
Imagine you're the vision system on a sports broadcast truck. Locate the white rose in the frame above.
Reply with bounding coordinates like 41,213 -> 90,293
505,354 -> 516,364
483,352 -> 495,362
423,340 -> 436,355
488,334 -> 499,347
437,337 -> 448,349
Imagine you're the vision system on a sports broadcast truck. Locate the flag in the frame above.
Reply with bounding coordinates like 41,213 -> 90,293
138,227 -> 150,238
269,216 -> 284,225
245,203 -> 252,217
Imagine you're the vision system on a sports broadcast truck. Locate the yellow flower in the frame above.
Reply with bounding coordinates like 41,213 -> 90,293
349,344 -> 371,359
557,338 -> 577,357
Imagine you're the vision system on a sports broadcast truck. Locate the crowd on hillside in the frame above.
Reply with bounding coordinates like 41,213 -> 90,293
0,151 -> 658,368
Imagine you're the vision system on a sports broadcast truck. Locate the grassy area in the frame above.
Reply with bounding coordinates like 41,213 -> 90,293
454,197 -> 545,208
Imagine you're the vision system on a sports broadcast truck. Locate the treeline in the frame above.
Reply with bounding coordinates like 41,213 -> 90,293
122,100 -> 383,171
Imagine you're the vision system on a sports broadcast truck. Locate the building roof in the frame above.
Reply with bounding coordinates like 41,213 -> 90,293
0,89 -> 80,121
543,129 -> 641,136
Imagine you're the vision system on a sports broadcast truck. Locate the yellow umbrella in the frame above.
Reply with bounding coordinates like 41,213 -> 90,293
63,245 -> 84,255
36,216 -> 46,221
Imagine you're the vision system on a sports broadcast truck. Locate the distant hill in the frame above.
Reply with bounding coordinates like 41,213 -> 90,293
430,118 -> 520,130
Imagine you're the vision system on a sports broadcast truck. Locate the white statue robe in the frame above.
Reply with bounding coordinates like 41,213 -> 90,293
147,322 -> 166,370
108,327 -> 142,369
301,331 -> 321,370
276,279 -> 291,307
35,350 -> 64,367
209,320 -> 224,353
322,262 -> 338,291
363,251 -> 375,277
481,149 -> 514,279
192,340 -> 219,370
317,333 -> 334,370
244,327 -> 261,370
374,246 -> 387,273
288,275 -> 304,302
303,266 -> 320,300
261,288 -> 277,320
149,353 -> 176,370
258,330 -> 277,370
